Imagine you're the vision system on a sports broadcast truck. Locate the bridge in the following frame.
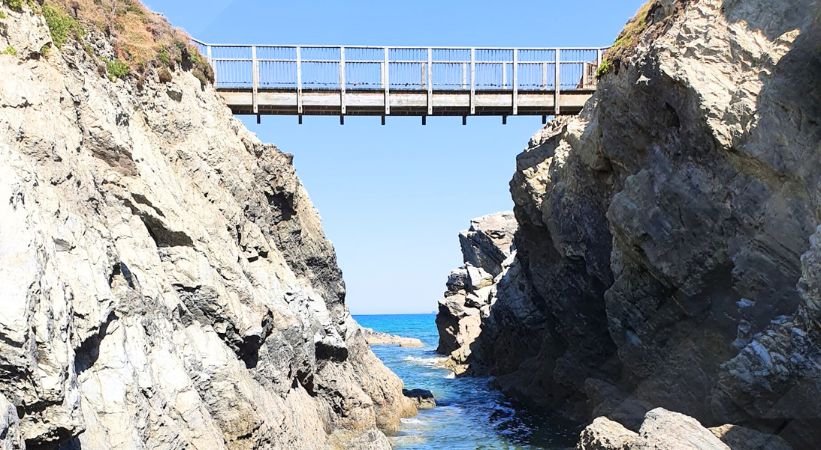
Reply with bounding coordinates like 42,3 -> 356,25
191,40 -> 607,124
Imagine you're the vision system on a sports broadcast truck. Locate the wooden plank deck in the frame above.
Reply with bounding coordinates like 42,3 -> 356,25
218,89 -> 594,116
191,41 -> 608,119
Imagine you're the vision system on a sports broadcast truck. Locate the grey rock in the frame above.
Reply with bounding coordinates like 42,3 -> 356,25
0,394 -> 23,450
454,0 -> 821,447
579,408 -> 739,450
709,424 -> 793,450
578,416 -> 638,450
434,212 -> 517,373
402,388 -> 436,409
362,327 -> 424,348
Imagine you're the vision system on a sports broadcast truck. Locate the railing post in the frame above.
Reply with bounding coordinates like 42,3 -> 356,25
461,62 -> 467,89
554,48 -> 561,115
596,48 -> 603,87
296,46 -> 303,115
542,62 -> 547,91
339,46 -> 346,116
470,48 -> 475,115
427,47 -> 433,116
251,45 -> 258,114
512,48 -> 518,115
206,45 -> 216,85
502,62 -> 507,88
384,47 -> 390,115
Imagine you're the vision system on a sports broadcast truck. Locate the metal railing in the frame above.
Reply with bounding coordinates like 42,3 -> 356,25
192,40 -> 605,92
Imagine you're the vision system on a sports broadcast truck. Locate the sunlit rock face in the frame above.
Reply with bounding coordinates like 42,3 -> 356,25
0,3 -> 414,449
461,0 -> 821,447
435,212 -> 517,374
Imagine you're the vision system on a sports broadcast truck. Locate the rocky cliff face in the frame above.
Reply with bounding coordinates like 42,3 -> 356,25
0,3 -> 413,449
435,213 -> 517,373
461,0 -> 820,447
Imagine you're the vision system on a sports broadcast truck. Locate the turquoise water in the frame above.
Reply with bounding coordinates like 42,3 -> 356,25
354,314 -> 581,450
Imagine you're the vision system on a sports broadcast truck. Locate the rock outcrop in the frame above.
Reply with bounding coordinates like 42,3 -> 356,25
402,389 -> 436,410
435,212 -> 517,373
0,2 -> 414,448
455,0 -> 821,447
362,328 -> 424,348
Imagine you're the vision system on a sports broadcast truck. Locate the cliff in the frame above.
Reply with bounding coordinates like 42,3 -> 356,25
0,1 -> 414,448
453,0 -> 820,447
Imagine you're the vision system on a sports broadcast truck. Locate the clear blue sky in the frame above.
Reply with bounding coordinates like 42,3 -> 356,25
144,0 -> 644,314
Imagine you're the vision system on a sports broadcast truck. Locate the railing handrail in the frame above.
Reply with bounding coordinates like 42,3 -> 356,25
192,38 -> 608,117
191,39 -> 609,52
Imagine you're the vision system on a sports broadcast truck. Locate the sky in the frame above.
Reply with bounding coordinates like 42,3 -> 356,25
144,0 -> 645,314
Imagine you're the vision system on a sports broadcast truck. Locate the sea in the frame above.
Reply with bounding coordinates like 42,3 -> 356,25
354,314 -> 581,450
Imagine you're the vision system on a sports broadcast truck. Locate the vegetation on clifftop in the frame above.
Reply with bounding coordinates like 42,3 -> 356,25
597,0 -> 656,78
36,0 -> 212,85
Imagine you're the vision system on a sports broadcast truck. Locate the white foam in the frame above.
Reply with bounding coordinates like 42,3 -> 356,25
403,355 -> 447,367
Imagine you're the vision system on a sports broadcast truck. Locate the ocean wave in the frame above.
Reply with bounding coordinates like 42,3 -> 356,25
445,372 -> 455,379
403,355 -> 447,367
400,417 -> 425,425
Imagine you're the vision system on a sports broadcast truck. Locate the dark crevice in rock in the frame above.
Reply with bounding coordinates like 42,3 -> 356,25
138,214 -> 194,248
108,262 -> 135,289
74,311 -> 118,375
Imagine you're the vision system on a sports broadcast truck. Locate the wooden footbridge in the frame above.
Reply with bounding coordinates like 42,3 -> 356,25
191,40 -> 607,124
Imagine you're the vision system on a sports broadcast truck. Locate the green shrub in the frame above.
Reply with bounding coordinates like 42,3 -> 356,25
157,47 -> 171,67
596,58 -> 613,78
43,4 -> 82,48
0,11 -> 7,19
106,58 -> 130,80
2,45 -> 16,56
4,0 -> 24,12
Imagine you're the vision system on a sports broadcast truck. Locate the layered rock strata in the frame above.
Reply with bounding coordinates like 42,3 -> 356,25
0,2 -> 414,448
435,212 -> 517,373
454,0 -> 821,447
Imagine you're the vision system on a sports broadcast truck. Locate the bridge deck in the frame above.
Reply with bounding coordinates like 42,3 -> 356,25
192,42 -> 607,119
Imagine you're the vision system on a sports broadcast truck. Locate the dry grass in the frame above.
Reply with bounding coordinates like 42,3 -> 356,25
43,0 -> 212,84
597,0 -> 657,77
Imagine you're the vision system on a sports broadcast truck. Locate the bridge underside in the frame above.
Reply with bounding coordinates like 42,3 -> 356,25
218,89 -> 593,116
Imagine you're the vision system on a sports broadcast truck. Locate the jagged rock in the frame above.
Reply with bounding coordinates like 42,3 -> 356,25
402,389 -> 436,409
0,394 -> 23,450
362,328 -> 424,348
709,424 -> 793,450
636,409 -> 730,449
457,0 -> 820,447
0,2 -> 415,448
578,417 -> 638,450
435,212 -> 517,373
459,212 -> 517,277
